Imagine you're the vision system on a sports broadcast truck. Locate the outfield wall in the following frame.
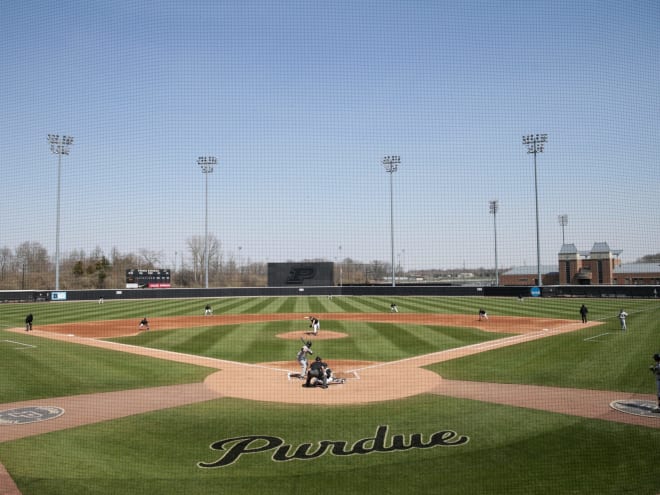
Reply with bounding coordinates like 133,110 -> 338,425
2,284 -> 659,303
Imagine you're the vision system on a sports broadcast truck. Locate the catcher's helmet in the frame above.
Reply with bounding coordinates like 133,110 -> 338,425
653,353 -> 660,361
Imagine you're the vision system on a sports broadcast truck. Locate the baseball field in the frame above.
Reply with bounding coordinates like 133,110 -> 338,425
0,295 -> 659,494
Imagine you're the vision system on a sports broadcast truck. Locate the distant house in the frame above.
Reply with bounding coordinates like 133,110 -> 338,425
501,242 -> 660,286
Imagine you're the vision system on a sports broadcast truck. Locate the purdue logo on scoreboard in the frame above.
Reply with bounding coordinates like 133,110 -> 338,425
267,262 -> 334,287
286,267 -> 316,284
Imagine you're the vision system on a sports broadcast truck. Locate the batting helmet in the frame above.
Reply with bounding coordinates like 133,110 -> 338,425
306,341 -> 312,347
653,353 -> 660,362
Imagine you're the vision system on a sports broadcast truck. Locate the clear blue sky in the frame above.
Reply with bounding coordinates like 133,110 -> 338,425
1,0 -> 658,271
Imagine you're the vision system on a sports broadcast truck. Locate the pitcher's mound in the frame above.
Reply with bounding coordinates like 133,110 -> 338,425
277,330 -> 349,340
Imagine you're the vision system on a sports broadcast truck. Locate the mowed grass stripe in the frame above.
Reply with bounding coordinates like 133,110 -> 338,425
326,296 -> 368,313
0,330 -> 212,402
276,297 -> 299,313
338,296 -> 393,313
243,297 -> 285,314
164,326 -> 227,356
115,324 -> 241,360
348,321 -> 433,361
206,297 -> 248,313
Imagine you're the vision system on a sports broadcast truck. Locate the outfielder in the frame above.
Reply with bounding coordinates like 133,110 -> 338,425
297,340 -> 313,377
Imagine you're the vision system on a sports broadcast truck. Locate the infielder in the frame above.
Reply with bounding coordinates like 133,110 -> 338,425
618,309 -> 628,331
297,340 -> 313,377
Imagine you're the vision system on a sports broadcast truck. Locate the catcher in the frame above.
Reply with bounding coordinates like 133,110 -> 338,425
324,367 -> 346,385
303,356 -> 328,389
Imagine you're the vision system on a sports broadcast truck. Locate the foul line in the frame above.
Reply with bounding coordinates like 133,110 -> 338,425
584,332 -> 610,342
89,338 -> 292,374
2,339 -> 37,350
344,320 -> 593,374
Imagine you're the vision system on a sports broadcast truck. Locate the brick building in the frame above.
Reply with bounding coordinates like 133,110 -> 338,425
558,242 -> 622,285
501,242 -> 660,286
612,263 -> 660,285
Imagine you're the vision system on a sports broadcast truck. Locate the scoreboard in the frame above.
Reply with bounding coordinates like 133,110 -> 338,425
125,269 -> 171,288
267,262 -> 334,286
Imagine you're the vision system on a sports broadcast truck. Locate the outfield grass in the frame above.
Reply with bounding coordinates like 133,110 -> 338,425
1,296 -> 659,495
0,294 -> 655,323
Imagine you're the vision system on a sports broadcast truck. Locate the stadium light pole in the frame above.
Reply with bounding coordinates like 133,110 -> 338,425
558,214 -> 568,245
382,156 -> 400,287
198,156 -> 216,289
489,200 -> 499,286
522,133 -> 547,287
338,245 -> 343,287
48,134 -> 74,291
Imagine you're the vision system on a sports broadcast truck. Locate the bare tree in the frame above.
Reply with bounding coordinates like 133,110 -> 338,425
187,234 -> 223,286
187,236 -> 204,284
637,253 -> 660,263
207,235 -> 223,285
0,247 -> 12,283
15,242 -> 50,288
139,249 -> 163,267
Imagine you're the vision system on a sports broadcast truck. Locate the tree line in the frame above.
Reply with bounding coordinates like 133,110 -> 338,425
0,235 -> 421,290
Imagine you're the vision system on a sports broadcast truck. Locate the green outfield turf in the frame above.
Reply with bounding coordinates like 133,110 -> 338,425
1,296 -> 659,495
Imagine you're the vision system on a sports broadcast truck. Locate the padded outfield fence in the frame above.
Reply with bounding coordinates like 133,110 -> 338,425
2,283 -> 659,303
